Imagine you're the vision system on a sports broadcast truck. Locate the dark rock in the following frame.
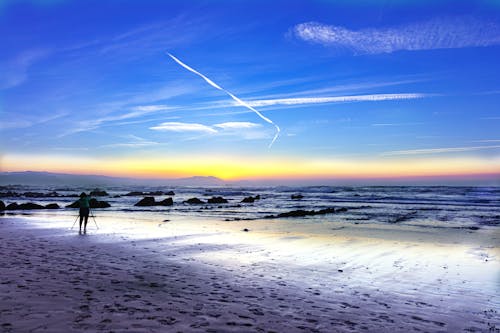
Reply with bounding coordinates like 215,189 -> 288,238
468,226 -> 480,230
243,228 -> 249,232
338,269 -> 343,273
0,200 -> 4,211
90,189 -> 109,196
23,191 -> 61,198
134,197 -> 156,206
66,201 -> 79,208
125,191 -> 144,196
185,198 -> 205,205
291,194 -> 304,200
5,203 -> 19,210
157,198 -> 173,206
0,191 -> 20,198
241,195 -> 260,203
125,190 -> 174,196
18,203 -> 45,210
265,207 -> 345,219
207,196 -> 228,204
45,203 -> 60,209
90,199 -> 111,208
241,196 -> 255,203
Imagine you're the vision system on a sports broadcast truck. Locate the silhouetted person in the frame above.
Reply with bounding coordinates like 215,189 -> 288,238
78,192 -> 91,234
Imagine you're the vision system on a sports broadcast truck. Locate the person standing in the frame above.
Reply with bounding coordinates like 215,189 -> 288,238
78,192 -> 91,234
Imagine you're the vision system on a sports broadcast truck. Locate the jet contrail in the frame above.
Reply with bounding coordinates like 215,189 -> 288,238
167,53 -> 280,148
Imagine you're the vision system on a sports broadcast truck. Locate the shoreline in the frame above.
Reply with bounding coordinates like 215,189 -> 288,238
1,216 -> 498,332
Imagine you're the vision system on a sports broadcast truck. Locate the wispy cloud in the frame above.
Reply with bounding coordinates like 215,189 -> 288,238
372,122 -> 424,127
99,135 -> 160,149
246,93 -> 428,107
0,49 -> 50,90
472,139 -> 500,143
293,17 -> 500,54
0,110 -> 67,130
131,104 -> 175,112
382,145 -> 500,156
213,122 -> 261,130
150,122 -> 217,134
149,121 -> 268,141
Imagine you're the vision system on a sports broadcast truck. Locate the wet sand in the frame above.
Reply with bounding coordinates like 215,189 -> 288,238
0,216 -> 498,332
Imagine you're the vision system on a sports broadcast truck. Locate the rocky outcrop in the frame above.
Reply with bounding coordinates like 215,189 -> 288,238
241,195 -> 260,203
207,196 -> 228,204
157,198 -> 174,206
184,198 -> 205,205
134,197 -> 156,206
265,207 -> 347,219
89,189 -> 109,196
44,203 -> 60,209
5,203 -> 19,210
18,203 -> 45,210
134,197 -> 173,207
90,199 -> 111,208
2,202 -> 58,210
0,200 -> 4,211
125,191 -> 175,196
0,191 -> 79,198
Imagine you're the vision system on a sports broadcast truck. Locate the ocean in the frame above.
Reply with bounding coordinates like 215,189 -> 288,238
1,185 -> 499,230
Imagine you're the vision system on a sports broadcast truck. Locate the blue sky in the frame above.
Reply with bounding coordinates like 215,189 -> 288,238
1,0 -> 500,181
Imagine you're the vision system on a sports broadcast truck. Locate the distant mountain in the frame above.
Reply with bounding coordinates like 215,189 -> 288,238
0,171 -> 225,187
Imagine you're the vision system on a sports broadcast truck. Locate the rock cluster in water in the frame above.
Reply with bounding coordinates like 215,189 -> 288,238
184,198 -> 205,205
207,196 -> 228,204
0,200 -> 61,210
134,197 -> 173,207
124,191 -> 175,196
0,191 -> 79,198
265,207 -> 347,219
241,195 -> 260,203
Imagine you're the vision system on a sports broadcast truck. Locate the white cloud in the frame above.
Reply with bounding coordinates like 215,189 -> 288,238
213,122 -> 261,129
246,93 -> 427,107
132,104 -> 175,112
293,17 -> 500,54
382,145 -> 500,156
150,122 -> 217,133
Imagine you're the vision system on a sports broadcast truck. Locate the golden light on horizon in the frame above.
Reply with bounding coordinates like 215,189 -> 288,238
2,153 -> 500,181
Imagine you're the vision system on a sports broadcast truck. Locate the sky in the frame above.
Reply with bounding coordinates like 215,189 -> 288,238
1,0 -> 500,184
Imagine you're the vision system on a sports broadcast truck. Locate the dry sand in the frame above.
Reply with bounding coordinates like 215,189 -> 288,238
0,216 -> 498,332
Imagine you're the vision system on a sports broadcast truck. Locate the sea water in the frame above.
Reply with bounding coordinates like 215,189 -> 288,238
1,185 -> 498,230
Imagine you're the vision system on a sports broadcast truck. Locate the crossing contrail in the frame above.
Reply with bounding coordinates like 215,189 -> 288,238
167,53 -> 280,148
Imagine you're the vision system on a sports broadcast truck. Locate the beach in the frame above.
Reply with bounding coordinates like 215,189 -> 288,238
1,212 -> 498,332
